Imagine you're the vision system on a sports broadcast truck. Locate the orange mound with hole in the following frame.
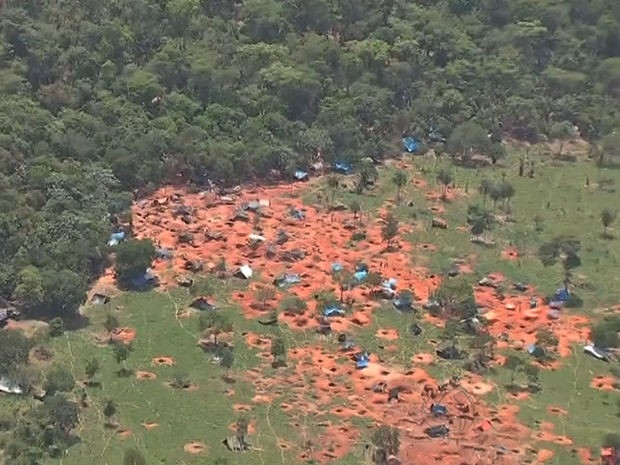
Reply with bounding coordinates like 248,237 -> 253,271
116,428 -> 132,439
590,375 -> 617,391
501,247 -> 519,261
136,370 -> 157,380
151,356 -> 175,366
183,441 -> 207,454
110,327 -> 136,344
141,422 -> 159,430
376,328 -> 398,340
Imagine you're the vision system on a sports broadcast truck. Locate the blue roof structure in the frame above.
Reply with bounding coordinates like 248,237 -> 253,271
354,270 -> 368,281
331,262 -> 344,272
430,404 -> 448,417
274,273 -> 301,288
555,288 -> 570,302
333,161 -> 352,175
108,231 -> 126,247
324,305 -> 346,317
289,207 -> 305,220
402,137 -> 421,153
294,170 -> 309,181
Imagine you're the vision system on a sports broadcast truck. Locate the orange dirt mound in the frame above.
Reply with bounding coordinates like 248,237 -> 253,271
233,404 -> 251,412
110,327 -> 136,344
151,356 -> 175,366
183,441 -> 207,454
537,449 -> 555,462
141,422 -> 159,430
116,428 -> 132,439
136,370 -> 157,380
501,247 -> 519,261
376,328 -> 398,340
590,376 -> 616,391
412,353 -> 433,364
547,406 -> 567,416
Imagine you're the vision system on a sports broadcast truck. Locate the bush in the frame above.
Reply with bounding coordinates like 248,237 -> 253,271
44,366 -> 76,395
591,316 -> 620,348
602,433 -> 620,448
49,317 -> 64,337
279,296 -> 307,315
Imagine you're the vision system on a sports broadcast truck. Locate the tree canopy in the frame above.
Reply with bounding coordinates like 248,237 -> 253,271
2,0 -> 620,320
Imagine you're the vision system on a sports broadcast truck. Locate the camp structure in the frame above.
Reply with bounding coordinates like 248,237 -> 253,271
584,344 -> 611,362
0,376 -> 23,395
89,293 -> 110,305
233,265 -> 253,280
190,297 -> 215,311
222,435 -> 250,452
424,424 -> 450,438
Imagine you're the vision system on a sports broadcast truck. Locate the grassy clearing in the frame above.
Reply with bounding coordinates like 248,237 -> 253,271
36,288 -> 303,465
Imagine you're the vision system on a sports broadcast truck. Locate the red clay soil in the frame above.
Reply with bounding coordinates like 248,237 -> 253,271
501,248 -> 520,261
141,422 -> 159,430
151,356 -> 175,366
103,180 -> 601,464
110,327 -> 136,344
590,376 -> 617,391
183,441 -> 207,454
136,370 -> 157,380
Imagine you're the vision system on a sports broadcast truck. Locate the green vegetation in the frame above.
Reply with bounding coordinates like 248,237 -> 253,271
1,0 -> 620,464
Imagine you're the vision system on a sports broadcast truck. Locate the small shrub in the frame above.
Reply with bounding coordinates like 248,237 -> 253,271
49,317 -> 64,337
279,296 -> 307,315
170,372 -> 191,389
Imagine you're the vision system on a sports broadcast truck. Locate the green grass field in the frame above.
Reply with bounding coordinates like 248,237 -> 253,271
1,146 -> 619,465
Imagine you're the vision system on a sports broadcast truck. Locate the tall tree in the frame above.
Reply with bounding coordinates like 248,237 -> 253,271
392,169 -> 408,204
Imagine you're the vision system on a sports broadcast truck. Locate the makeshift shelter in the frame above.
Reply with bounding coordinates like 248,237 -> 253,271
190,297 -> 215,311
513,282 -> 528,292
601,447 -> 620,465
584,344 -> 611,362
129,269 -> 159,290
555,288 -> 570,302
323,304 -> 345,318
333,161 -> 352,175
355,352 -> 370,369
280,249 -> 306,262
90,293 -> 110,305
0,308 -> 20,327
234,265 -> 253,280
108,231 -> 125,246
526,344 -> 546,358
241,201 -> 261,212
273,274 -> 301,288
402,137 -> 421,153
288,208 -> 305,220
0,377 -> 23,395
331,262 -> 344,272
436,345 -> 465,360
156,248 -> 174,260
317,318 -> 332,335
354,269 -> 368,281
409,323 -> 422,336
387,387 -> 401,402
222,436 -> 250,452
424,424 -> 449,438
382,278 -> 398,298
430,404 -> 448,417
276,230 -> 289,245
294,170 -> 309,181
393,293 -> 413,312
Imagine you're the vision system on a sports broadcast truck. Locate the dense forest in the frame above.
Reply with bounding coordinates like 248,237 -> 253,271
1,0 -> 620,318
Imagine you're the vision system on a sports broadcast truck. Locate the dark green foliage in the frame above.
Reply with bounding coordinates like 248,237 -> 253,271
114,239 -> 156,287
123,448 -> 147,465
48,317 -> 64,337
0,330 -> 32,375
44,366 -> 75,395
591,316 -> 620,348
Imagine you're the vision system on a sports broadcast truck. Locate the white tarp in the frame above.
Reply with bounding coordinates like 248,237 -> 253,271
0,377 -> 23,395
237,265 -> 253,279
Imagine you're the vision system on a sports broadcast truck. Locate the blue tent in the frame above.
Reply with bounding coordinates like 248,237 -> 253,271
289,207 -> 305,220
554,288 -> 570,302
294,170 -> 309,181
333,161 -> 352,175
324,304 -> 345,317
108,231 -> 125,246
331,262 -> 344,272
430,404 -> 448,417
355,352 -> 370,369
402,137 -> 421,153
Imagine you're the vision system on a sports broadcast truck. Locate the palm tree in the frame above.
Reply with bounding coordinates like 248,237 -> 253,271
601,209 -> 617,237
478,179 -> 494,207
436,169 -> 453,200
392,170 -> 408,204
326,175 -> 340,205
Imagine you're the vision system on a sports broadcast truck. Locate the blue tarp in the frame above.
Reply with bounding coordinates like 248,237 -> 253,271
331,263 -> 344,272
274,273 -> 301,288
289,208 -> 305,220
355,352 -> 370,369
294,170 -> 309,181
402,137 -> 421,153
431,404 -> 448,417
355,263 -> 369,273
354,270 -> 368,281
324,305 -> 346,317
333,161 -> 352,175
555,288 -> 570,302
108,231 -> 125,246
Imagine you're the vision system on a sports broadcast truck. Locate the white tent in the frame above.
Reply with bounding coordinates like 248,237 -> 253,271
235,265 -> 253,279
0,377 -> 23,395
